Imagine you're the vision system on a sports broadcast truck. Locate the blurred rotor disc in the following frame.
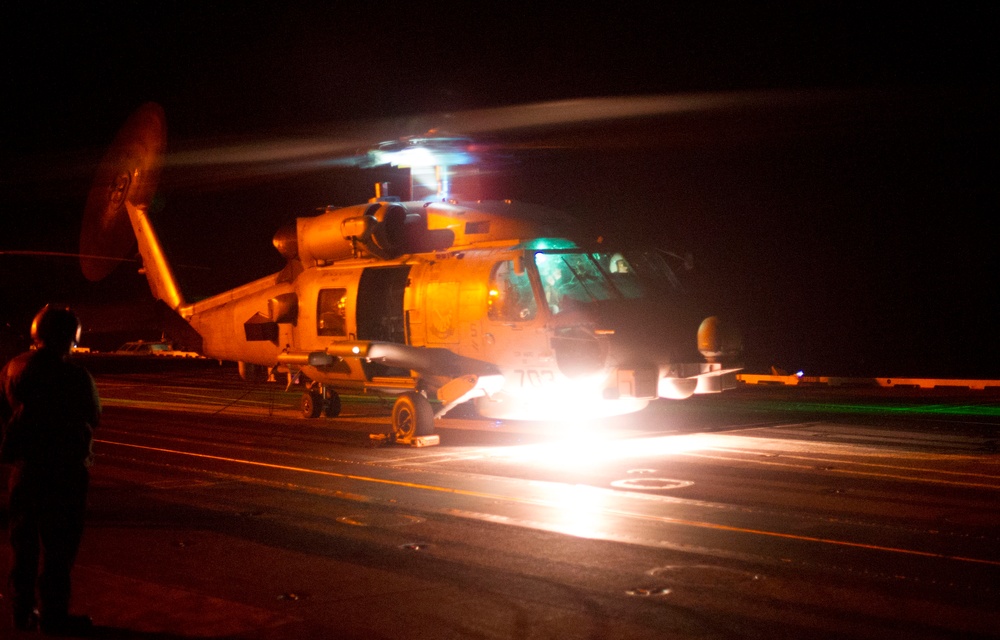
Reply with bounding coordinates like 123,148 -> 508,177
159,90 -> 842,178
80,102 -> 166,281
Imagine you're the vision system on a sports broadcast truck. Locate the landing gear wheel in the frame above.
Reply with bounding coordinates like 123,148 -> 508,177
392,391 -> 434,440
301,390 -> 323,418
323,389 -> 341,418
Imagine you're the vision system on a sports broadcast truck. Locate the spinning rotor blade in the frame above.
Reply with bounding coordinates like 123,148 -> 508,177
159,90 -> 848,178
401,91 -> 824,136
80,102 -> 166,281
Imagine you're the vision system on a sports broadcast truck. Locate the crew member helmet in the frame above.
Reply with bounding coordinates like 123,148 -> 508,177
31,304 -> 82,350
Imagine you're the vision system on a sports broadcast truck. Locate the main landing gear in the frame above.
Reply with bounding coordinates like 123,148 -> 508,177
369,391 -> 440,447
391,391 -> 437,445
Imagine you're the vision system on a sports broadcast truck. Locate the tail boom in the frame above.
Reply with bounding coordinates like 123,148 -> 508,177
126,201 -> 185,312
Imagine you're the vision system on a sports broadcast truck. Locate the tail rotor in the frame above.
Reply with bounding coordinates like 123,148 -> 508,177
79,102 -> 166,281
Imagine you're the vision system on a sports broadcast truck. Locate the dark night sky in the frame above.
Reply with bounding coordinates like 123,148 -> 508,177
1,2 -> 997,376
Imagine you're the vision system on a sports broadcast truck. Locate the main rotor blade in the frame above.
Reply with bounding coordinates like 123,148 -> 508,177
160,90 -> 846,172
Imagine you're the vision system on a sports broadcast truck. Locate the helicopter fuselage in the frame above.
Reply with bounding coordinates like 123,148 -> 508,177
149,199 -> 740,427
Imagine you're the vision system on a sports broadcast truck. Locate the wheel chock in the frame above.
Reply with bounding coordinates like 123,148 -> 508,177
394,434 -> 441,447
370,433 -> 440,447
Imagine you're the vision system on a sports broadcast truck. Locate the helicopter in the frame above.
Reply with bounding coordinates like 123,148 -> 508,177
81,100 -> 743,444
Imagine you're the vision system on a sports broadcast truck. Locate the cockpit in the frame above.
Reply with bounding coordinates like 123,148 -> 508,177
532,249 -> 682,315
488,241 -> 684,322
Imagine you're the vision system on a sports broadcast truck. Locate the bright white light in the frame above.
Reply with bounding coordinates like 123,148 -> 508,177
367,140 -> 476,170
382,146 -> 437,169
486,433 -> 718,472
544,483 -> 613,539
481,368 -> 650,423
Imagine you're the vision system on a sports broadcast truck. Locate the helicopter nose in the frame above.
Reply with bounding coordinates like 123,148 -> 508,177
551,325 -> 608,378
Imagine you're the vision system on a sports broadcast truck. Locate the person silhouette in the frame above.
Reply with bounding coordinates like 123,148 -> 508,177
1,305 -> 100,635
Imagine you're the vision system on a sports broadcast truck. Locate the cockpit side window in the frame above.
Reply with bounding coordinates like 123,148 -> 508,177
488,260 -> 537,322
593,252 -> 643,299
626,251 -> 683,292
317,288 -> 348,336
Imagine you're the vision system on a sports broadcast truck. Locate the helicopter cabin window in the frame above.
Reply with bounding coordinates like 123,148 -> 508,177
317,288 -> 348,337
488,260 -> 537,322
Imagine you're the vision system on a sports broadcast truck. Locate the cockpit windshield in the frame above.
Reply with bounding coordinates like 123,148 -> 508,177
532,250 -> 681,314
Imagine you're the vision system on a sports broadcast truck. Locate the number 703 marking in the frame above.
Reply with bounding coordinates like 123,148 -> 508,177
515,369 -> 556,387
